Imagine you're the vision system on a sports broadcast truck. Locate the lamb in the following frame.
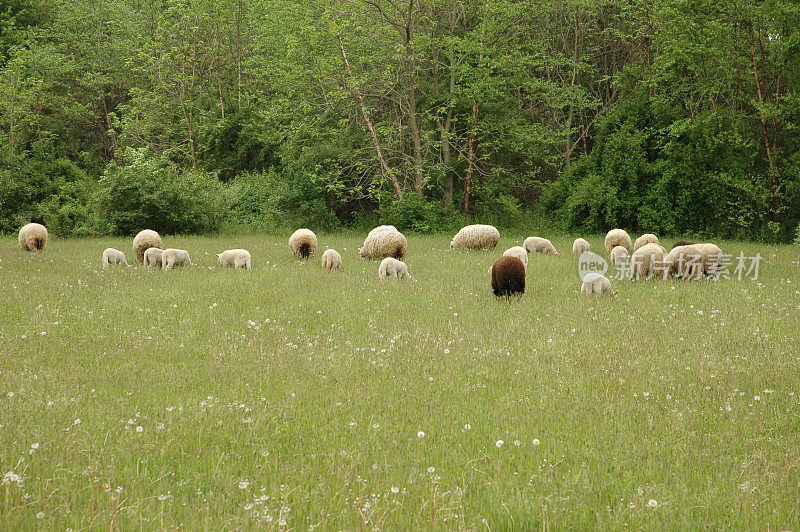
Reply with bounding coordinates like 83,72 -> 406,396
663,244 -> 704,279
580,273 -> 615,295
133,229 -> 162,262
502,246 -> 528,268
572,238 -> 590,255
629,243 -> 664,280
359,225 -> 407,260
162,248 -> 192,271
102,248 -> 128,268
610,245 -> 629,267
450,224 -> 500,250
491,256 -> 525,297
288,229 -> 317,260
633,233 -> 659,251
217,249 -> 251,270
18,223 -> 48,251
143,247 -> 164,268
604,229 -> 631,253
321,249 -> 342,270
378,257 -> 412,280
523,236 -> 558,255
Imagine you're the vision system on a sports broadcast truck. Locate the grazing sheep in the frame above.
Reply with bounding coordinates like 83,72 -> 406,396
671,241 -> 694,249
572,238 -> 590,255
18,223 -> 48,251
604,229 -> 632,253
162,248 -> 192,271
610,245 -> 629,267
634,233 -> 659,251
580,273 -> 615,295
289,229 -> 317,260
696,243 -> 723,276
217,249 -> 251,270
378,257 -> 412,280
664,244 -> 705,279
503,246 -> 528,268
450,224 -> 500,250
491,256 -> 525,297
523,237 -> 558,255
321,249 -> 342,270
133,229 -> 162,263
629,243 -> 664,280
102,248 -> 128,268
143,247 -> 164,268
360,225 -> 407,260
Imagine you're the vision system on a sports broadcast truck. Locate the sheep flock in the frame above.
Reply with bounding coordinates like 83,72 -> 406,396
15,222 -> 730,298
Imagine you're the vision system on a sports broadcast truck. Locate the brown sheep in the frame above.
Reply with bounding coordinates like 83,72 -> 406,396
491,256 -> 525,297
671,241 -> 694,249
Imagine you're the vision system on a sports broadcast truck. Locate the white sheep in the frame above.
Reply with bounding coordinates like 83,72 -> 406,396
580,273 -> 615,295
359,225 -> 407,260
321,249 -> 342,270
610,245 -> 629,267
664,244 -> 705,279
288,229 -> 317,260
18,223 -> 48,251
572,238 -> 590,255
102,248 -> 128,268
604,229 -> 631,253
217,249 -> 251,270
162,248 -> 192,271
143,247 -> 164,268
502,246 -> 528,268
133,229 -> 162,263
450,224 -> 500,250
629,243 -> 664,280
378,257 -> 412,280
696,243 -> 723,276
634,233 -> 659,251
523,236 -> 558,255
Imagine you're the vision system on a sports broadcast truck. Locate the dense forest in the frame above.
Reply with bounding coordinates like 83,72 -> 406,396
1,0 -> 799,241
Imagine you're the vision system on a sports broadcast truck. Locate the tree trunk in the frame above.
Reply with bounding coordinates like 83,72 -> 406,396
334,24 -> 402,199
748,21 -> 780,214
464,97 -> 478,216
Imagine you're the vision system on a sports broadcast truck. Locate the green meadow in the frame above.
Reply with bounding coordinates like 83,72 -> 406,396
1,234 -> 798,529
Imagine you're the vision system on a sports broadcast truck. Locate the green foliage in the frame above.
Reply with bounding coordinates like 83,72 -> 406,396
225,168 -> 341,232
0,155 -> 94,236
542,95 -> 784,240
95,149 -> 228,235
377,194 -> 451,233
197,109 -> 282,181
0,0 -> 799,240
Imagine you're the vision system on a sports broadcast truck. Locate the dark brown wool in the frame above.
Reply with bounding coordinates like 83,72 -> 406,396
671,241 -> 694,249
491,256 -> 525,297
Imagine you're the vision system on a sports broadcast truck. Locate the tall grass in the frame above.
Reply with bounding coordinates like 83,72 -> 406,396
1,234 -> 798,529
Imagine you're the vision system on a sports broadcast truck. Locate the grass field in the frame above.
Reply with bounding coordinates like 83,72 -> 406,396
1,233 -> 799,529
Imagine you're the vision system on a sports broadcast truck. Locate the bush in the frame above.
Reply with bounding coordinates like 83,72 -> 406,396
0,156 -> 95,236
225,168 -> 341,232
541,94 -> 776,240
96,148 -> 228,235
377,194 -> 449,233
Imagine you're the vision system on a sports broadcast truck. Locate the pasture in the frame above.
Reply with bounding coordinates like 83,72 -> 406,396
1,234 -> 799,529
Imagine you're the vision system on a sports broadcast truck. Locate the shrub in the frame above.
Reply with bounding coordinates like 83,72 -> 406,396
0,156 -> 94,236
96,148 -> 228,235
225,168 -> 341,232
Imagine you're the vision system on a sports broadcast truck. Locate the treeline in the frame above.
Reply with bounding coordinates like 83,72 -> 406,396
1,0 -> 799,241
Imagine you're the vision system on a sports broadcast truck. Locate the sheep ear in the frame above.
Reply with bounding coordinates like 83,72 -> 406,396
216,254 -> 220,257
